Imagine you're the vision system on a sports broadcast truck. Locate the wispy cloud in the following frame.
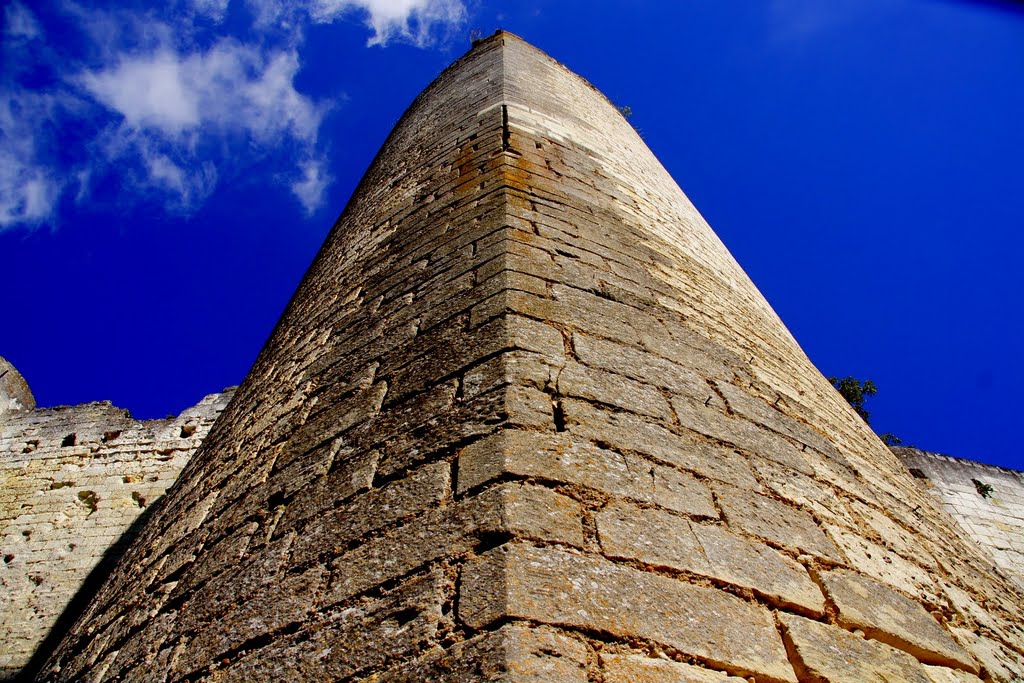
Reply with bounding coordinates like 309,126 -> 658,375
0,0 -> 467,230
78,39 -> 326,214
4,2 -> 42,41
311,0 -> 467,46
292,158 -> 333,214
0,90 -> 64,228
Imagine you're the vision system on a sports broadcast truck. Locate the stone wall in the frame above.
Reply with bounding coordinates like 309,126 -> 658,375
37,33 -> 1024,683
0,371 -> 233,680
895,447 -> 1024,589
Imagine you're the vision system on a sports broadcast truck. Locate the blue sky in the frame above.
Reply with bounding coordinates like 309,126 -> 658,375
2,1 -> 1022,469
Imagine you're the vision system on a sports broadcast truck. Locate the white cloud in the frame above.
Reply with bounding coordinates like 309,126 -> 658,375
81,52 -> 201,133
318,0 -> 466,46
0,91 -> 63,228
247,0 -> 466,46
1,0 -> 466,229
291,158 -> 332,214
80,41 -> 322,141
79,39 -> 327,212
3,2 -> 42,41
190,0 -> 231,22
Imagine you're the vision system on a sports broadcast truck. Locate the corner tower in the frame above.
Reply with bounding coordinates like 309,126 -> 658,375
45,33 -> 1024,682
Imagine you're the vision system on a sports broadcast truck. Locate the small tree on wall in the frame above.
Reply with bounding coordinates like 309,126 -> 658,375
828,376 -> 877,424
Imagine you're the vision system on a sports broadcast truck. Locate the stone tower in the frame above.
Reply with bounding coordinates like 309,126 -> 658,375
44,32 -> 1024,682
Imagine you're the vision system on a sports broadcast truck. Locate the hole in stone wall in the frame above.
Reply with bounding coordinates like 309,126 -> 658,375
22,440 -> 39,453
390,608 -> 420,627
61,434 -> 76,447
552,400 -> 566,432
132,492 -> 147,508
30,575 -> 43,586
21,530 -> 31,539
909,468 -> 927,479
180,425 -> 197,438
49,481 -> 75,490
3,555 -> 13,564
77,490 -> 99,513
122,474 -> 141,484
102,430 -> 121,443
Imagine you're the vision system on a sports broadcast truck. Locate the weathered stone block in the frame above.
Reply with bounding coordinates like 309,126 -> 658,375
460,543 -> 797,683
816,568 -> 977,672
375,623 -> 588,683
671,396 -> 813,476
462,350 -> 559,399
562,398 -> 760,489
557,361 -> 674,421
290,460 -> 449,565
780,612 -> 930,682
716,485 -> 841,562
457,430 -> 716,518
571,332 -> 707,398
601,654 -> 747,682
597,502 -> 823,615
326,483 -> 582,605
214,568 -> 446,682
922,664 -> 986,683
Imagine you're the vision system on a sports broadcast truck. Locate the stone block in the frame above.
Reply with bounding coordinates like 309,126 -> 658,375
692,522 -> 824,616
326,482 -> 582,604
671,397 -> 813,476
714,381 -> 837,457
462,350 -> 559,399
460,543 -> 797,683
275,448 -> 378,529
561,398 -> 760,489
779,612 -> 930,682
816,568 -> 977,672
457,430 -> 716,518
597,501 -> 709,573
215,569 -> 446,682
557,361 -> 674,422
571,332 -> 707,398
716,485 -> 841,562
178,564 -> 327,675
823,523 -> 941,605
750,457 -> 854,527
601,654 -> 747,682
375,623 -> 588,683
597,502 -> 823,615
173,533 -> 295,638
290,460 -> 449,565
922,665 -> 985,683
948,628 -> 1024,683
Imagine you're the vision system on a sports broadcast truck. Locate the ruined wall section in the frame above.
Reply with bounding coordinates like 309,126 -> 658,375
0,386 -> 233,680
895,447 -> 1024,589
1,357 -> 35,415
44,33 -> 1024,683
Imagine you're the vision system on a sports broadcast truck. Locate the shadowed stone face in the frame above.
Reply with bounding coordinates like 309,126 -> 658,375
25,31 -> 1024,683
0,356 -> 34,415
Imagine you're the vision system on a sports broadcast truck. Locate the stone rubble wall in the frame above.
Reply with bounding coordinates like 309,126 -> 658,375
895,447 -> 1024,589
0,387 -> 234,680
39,33 -> 1024,683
